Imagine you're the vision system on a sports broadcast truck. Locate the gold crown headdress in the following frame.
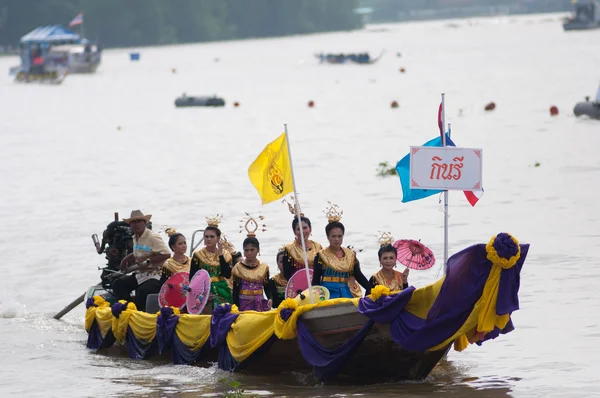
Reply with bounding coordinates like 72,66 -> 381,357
239,213 -> 267,237
323,201 -> 343,223
206,214 -> 224,228
282,196 -> 304,217
377,231 -> 394,247
164,227 -> 178,237
219,234 -> 236,253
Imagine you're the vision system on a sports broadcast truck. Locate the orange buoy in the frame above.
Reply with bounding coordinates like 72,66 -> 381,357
484,102 -> 496,111
234,101 -> 240,107
391,101 -> 399,108
308,100 -> 314,108
399,67 -> 406,73
549,106 -> 558,116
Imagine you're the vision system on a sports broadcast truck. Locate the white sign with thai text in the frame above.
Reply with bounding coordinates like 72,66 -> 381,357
409,146 -> 483,190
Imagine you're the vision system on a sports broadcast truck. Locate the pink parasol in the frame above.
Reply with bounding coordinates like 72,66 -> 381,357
185,270 -> 211,315
158,272 -> 190,308
285,269 -> 314,299
393,239 -> 436,270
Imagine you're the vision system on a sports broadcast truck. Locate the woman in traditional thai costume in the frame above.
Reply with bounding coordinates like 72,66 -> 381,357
160,228 -> 191,284
311,203 -> 371,299
281,200 -> 323,280
189,216 -> 233,311
231,215 -> 271,311
369,236 -> 409,292
266,251 -> 287,308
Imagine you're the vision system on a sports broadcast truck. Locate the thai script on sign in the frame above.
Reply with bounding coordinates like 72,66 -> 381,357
430,156 -> 464,180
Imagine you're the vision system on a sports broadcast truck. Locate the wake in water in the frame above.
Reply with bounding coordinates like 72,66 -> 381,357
0,293 -> 27,318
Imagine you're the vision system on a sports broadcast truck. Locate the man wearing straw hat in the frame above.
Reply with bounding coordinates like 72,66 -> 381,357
112,210 -> 171,311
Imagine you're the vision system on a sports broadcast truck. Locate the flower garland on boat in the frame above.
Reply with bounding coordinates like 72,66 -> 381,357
485,232 -> 520,269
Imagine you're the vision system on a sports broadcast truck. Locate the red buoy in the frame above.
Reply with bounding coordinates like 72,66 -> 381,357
391,101 -> 399,108
549,106 -> 558,116
399,67 -> 406,73
234,101 -> 240,107
308,100 -> 314,108
484,102 -> 496,111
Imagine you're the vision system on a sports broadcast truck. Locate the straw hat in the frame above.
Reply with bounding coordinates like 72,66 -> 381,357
123,210 -> 152,224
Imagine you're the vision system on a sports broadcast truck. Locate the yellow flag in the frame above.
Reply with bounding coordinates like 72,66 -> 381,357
248,132 -> 294,204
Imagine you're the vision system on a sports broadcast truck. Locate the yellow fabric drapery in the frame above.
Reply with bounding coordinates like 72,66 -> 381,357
84,296 -> 112,336
176,314 -> 211,350
226,310 -> 277,362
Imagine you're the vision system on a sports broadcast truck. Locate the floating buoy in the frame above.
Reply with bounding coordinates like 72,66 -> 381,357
484,102 -> 496,111
399,67 -> 406,73
391,101 -> 399,108
117,126 -> 121,131
308,100 -> 314,108
534,162 -> 541,167
171,68 -> 177,74
549,106 -> 559,116
233,101 -> 240,107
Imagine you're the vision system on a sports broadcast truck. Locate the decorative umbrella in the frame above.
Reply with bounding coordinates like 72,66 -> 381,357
285,269 -> 314,299
158,272 -> 190,308
295,286 -> 330,306
186,269 -> 211,315
393,239 -> 435,270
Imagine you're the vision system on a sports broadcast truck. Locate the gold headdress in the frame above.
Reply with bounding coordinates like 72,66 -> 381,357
239,213 -> 267,237
377,231 -> 394,247
220,234 -> 236,253
282,196 -> 304,217
206,214 -> 224,228
164,227 -> 178,237
323,201 -> 343,224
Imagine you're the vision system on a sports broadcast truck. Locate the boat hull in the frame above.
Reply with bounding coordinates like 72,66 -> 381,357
563,21 -> 600,30
86,291 -> 449,382
574,101 -> 600,119
239,303 -> 450,382
14,70 -> 67,84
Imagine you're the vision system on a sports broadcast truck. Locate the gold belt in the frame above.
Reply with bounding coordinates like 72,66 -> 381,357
240,289 -> 263,296
322,276 -> 349,283
210,276 -> 225,283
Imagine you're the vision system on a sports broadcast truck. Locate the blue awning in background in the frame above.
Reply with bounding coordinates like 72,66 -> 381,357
20,25 -> 80,44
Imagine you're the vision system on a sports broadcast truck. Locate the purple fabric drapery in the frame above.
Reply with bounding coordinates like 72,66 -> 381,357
172,333 -> 212,365
156,307 -> 180,354
296,318 -> 375,380
125,326 -> 157,360
210,304 -> 239,348
86,320 -> 104,350
357,244 -> 529,353
210,304 -> 240,371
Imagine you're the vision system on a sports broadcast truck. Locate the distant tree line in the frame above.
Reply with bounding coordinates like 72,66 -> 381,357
0,0 -> 362,48
361,0 -> 572,23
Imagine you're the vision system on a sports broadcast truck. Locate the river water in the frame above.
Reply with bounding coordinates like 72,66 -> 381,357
1,12 -> 599,397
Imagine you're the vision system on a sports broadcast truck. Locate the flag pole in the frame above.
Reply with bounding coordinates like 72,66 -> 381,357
283,124 -> 314,304
441,93 -> 449,276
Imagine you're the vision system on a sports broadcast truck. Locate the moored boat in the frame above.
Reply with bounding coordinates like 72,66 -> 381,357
574,101 -> 600,119
315,50 -> 385,65
175,95 -> 225,108
563,0 -> 600,31
11,24 -> 101,83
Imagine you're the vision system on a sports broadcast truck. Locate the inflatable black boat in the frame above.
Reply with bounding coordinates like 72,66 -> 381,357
175,95 -> 225,107
574,101 -> 600,119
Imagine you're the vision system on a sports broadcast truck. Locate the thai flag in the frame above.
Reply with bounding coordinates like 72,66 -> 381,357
69,13 -> 83,27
